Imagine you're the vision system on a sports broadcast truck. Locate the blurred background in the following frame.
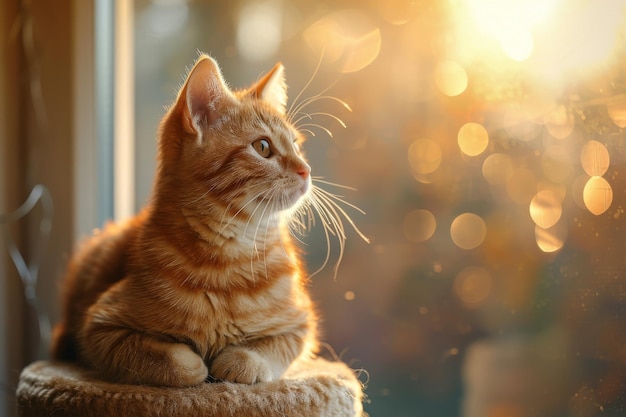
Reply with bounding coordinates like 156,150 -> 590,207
2,0 -> 626,416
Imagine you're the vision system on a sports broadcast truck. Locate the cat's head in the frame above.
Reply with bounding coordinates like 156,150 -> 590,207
157,54 -> 311,223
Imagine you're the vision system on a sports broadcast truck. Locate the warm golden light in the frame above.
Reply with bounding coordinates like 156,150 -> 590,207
607,97 -> 626,128
571,174 -> 590,210
303,10 -> 381,73
482,153 -> 514,186
237,0 -> 282,61
463,0 -> 557,61
529,190 -> 562,229
450,213 -> 487,250
403,209 -> 437,243
541,144 -> 573,184
580,140 -> 610,177
544,104 -> 574,139
535,222 -> 567,253
583,176 -> 613,215
454,266 -> 492,307
458,122 -> 489,157
376,0 -> 415,25
499,27 -> 534,61
434,60 -> 468,97
455,0 -> 626,90
506,168 -> 537,205
408,139 -> 442,175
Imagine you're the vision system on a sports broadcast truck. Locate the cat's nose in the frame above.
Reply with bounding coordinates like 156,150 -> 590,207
297,162 -> 311,180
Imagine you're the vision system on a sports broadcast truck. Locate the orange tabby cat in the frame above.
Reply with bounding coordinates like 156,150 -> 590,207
51,54 -> 319,386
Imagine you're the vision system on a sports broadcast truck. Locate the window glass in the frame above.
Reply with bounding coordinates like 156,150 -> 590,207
134,1 -> 626,415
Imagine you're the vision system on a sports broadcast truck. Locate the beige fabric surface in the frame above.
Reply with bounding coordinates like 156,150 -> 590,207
17,358 -> 364,417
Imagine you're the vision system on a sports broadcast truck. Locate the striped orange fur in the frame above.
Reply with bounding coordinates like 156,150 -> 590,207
51,55 -> 319,386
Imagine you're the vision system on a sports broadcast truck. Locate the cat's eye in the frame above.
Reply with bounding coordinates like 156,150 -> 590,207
253,138 -> 272,158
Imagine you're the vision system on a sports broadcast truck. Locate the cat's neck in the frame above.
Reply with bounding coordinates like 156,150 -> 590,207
179,206 -> 282,246
134,201 -> 296,291
145,191 -> 285,250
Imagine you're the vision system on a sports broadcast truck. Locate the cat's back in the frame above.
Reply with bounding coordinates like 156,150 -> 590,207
51,210 -> 148,360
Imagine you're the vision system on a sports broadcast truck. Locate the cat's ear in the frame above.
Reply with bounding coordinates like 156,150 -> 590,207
180,55 -> 231,142
249,63 -> 287,114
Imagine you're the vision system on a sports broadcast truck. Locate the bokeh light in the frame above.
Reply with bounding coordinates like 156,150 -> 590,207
583,176 -> 613,215
482,153 -> 514,186
544,104 -> 575,139
529,190 -> 562,228
143,1 -> 189,37
376,0 -> 416,25
505,111 -> 543,142
450,213 -> 487,250
454,266 -> 492,307
131,1 -> 626,415
458,122 -> 489,157
408,138 -> 442,175
303,10 -> 381,73
434,60 -> 468,97
607,97 -> 626,128
535,222 -> 567,253
580,140 -> 610,177
236,1 -> 282,61
403,209 -> 437,243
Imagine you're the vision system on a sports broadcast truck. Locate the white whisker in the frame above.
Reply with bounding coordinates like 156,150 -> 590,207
312,177 -> 355,191
294,112 -> 347,130
287,48 -> 325,120
290,95 -> 351,121
284,179 -> 369,279
298,123 -> 334,138
312,184 -> 367,217
216,180 -> 275,235
299,128 -> 317,137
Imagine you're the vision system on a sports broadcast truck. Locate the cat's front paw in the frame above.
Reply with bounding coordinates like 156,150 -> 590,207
168,343 -> 209,386
210,347 -> 273,384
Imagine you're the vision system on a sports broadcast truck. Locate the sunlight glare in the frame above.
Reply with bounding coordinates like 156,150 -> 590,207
544,104 -> 575,139
499,27 -> 534,61
464,0 -> 557,61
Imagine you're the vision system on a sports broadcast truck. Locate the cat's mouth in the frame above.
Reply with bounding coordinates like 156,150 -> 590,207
283,177 -> 311,210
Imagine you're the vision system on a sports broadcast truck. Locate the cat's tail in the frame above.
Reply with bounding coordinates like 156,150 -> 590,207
50,321 -> 78,361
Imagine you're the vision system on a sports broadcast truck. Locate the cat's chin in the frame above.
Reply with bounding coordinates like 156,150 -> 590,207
290,180 -> 311,206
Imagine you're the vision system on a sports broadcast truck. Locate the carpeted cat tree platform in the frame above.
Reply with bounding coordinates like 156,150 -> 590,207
16,357 -> 365,417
